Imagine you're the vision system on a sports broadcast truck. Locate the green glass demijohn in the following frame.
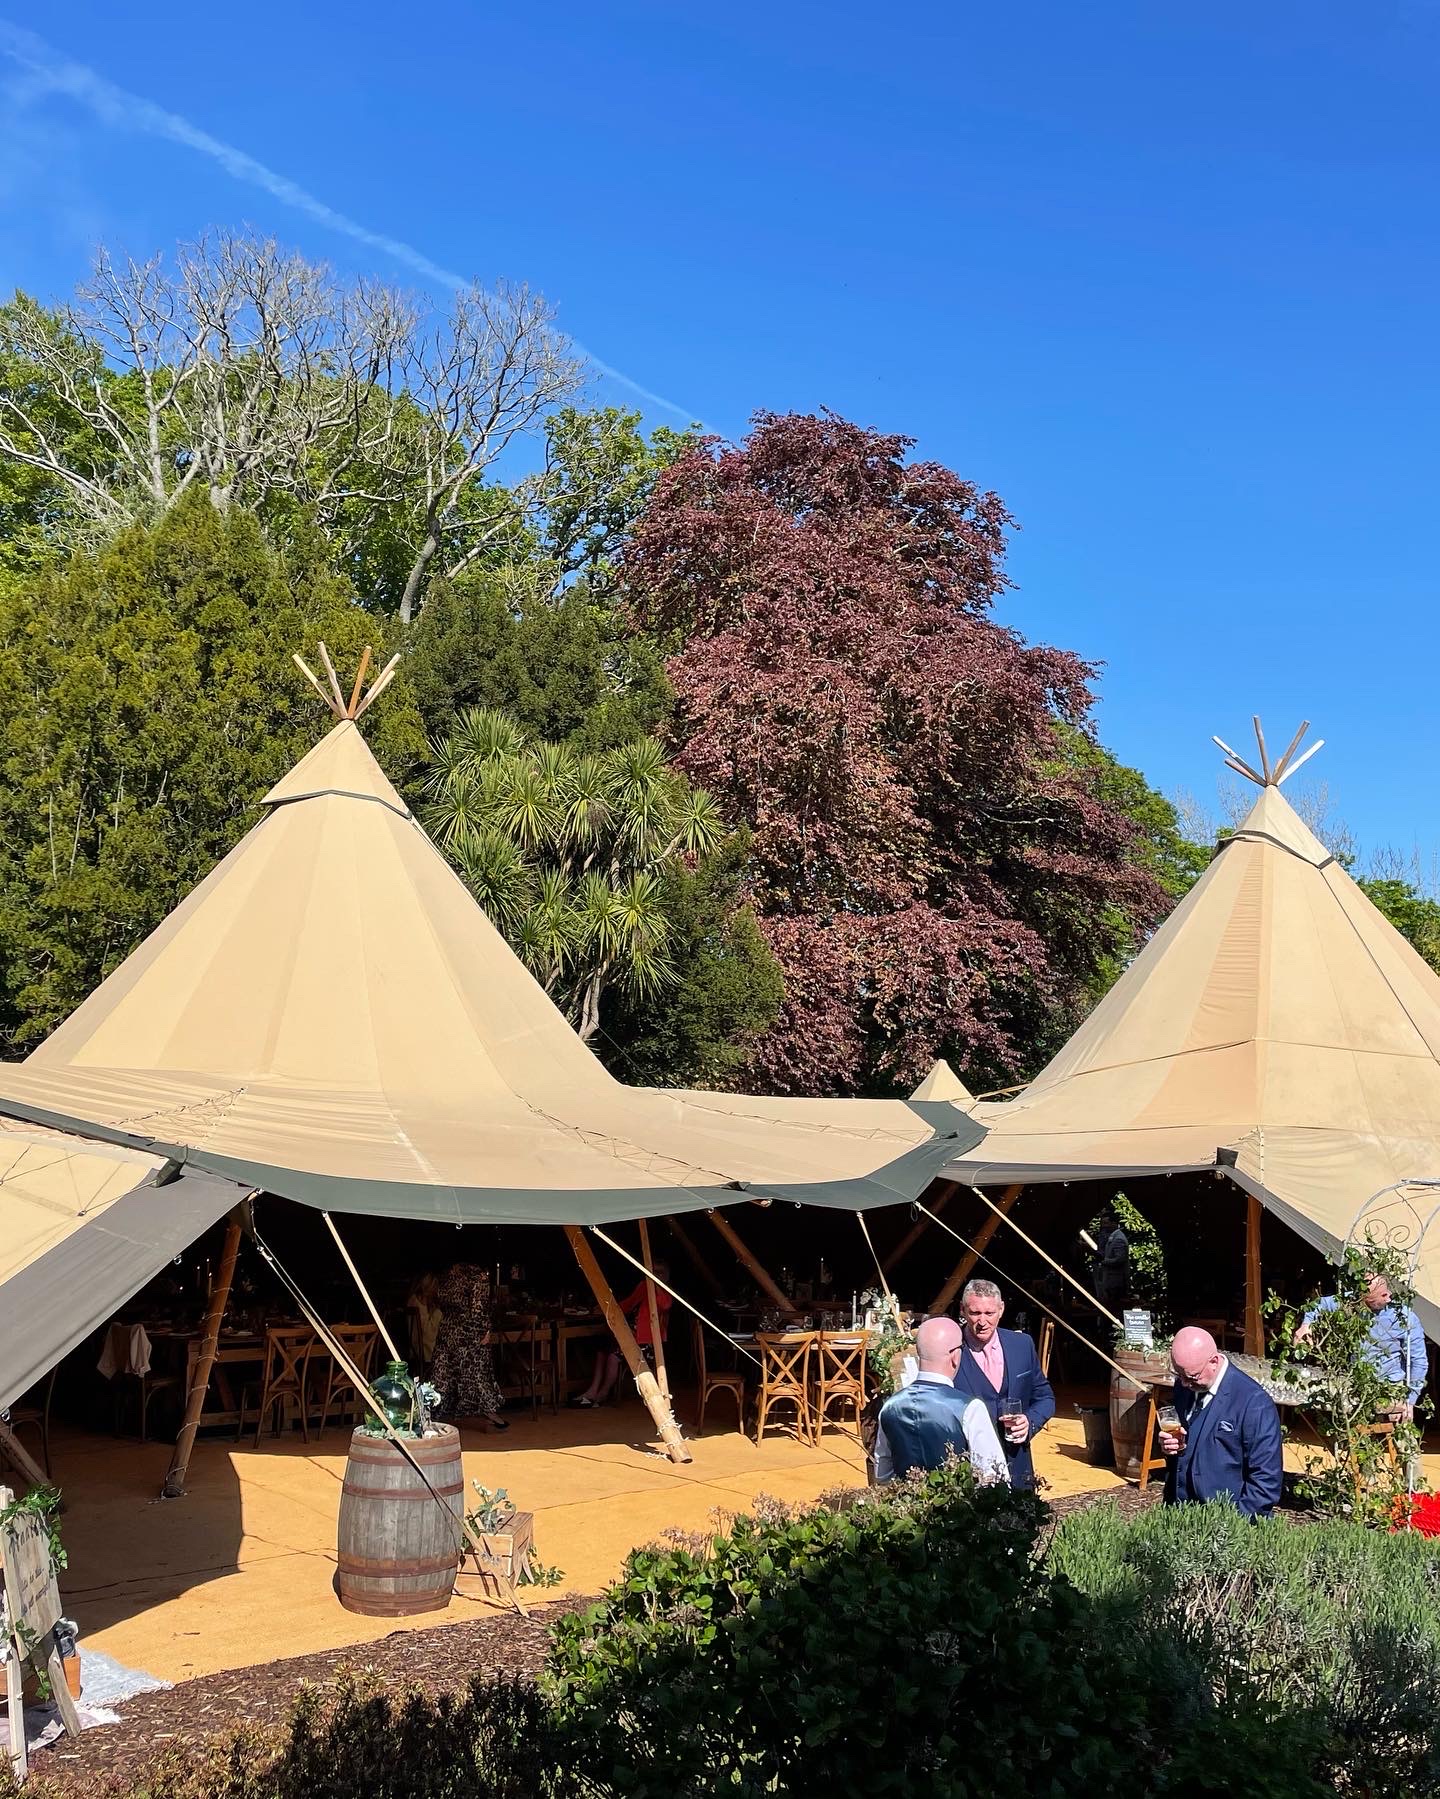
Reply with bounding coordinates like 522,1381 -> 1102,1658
371,1359 -> 414,1433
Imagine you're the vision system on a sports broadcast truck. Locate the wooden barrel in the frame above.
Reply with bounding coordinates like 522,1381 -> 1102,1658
1109,1349 -> 1170,1481
336,1425 -> 465,1616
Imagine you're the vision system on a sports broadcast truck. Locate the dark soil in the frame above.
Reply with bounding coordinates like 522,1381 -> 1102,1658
26,1600 -> 578,1795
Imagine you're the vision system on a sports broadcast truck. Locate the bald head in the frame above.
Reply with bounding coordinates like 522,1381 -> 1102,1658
915,1315 -> 964,1375
1171,1326 -> 1223,1392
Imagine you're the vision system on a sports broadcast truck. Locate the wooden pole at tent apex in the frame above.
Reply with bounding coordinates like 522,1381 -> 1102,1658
564,1227 -> 691,1464
163,1207 -> 246,1498
706,1208 -> 800,1317
662,1214 -> 726,1299
292,642 -> 400,722
1244,1194 -> 1264,1356
637,1218 -> 670,1404
929,1185 -> 1023,1315
883,1184 -> 952,1276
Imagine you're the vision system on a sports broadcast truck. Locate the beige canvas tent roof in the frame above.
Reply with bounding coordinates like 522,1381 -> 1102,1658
0,720 -> 977,1228
910,1059 -> 975,1105
944,770 -> 1440,1339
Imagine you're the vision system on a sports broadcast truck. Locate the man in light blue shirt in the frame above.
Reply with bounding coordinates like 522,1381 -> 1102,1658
1298,1271 -> 1428,1414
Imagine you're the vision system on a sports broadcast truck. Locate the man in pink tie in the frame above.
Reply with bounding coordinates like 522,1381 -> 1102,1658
953,1279 -> 1055,1490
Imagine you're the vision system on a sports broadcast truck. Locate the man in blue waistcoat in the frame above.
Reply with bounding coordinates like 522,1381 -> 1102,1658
875,1316 -> 1009,1484
952,1279 -> 1056,1490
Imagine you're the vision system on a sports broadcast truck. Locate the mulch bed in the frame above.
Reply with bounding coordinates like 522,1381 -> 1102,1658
28,1599 -> 580,1795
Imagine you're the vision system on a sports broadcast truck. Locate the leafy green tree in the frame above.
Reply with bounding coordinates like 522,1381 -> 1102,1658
423,708 -> 725,1041
0,494 -> 425,1049
405,572 -> 670,749
602,833 -> 785,1087
1356,875 -> 1440,974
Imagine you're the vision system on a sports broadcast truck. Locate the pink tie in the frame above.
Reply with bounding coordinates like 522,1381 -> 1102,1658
974,1336 -> 1004,1392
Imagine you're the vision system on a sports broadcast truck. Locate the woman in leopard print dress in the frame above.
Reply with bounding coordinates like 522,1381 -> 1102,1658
429,1263 -> 507,1429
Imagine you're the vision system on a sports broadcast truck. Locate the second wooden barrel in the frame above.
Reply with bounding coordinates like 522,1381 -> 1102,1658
336,1424 -> 464,1616
1109,1349 -> 1170,1481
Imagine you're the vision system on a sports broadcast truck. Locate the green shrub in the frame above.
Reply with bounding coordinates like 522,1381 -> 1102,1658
1050,1498 -> 1440,1796
544,1467 -> 1164,1798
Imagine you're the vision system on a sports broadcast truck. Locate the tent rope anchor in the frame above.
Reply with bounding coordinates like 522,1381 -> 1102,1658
292,642 -> 400,722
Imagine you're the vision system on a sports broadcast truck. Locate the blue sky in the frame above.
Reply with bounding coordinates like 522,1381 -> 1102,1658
1,3 -> 1436,861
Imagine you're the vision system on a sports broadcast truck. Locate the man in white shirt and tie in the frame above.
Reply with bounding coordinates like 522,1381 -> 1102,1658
1159,1325 -> 1283,1519
874,1316 -> 1009,1485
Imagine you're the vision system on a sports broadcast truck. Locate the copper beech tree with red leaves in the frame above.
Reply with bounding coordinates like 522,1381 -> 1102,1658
621,410 -> 1168,1095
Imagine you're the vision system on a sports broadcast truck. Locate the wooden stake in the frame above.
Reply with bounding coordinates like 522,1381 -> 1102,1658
663,1214 -> 726,1300
353,654 -> 401,720
1272,720 -> 1310,781
707,1209 -> 799,1317
929,1185 -> 1023,1314
293,652 -> 340,716
164,1209 -> 246,1497
883,1185 -> 950,1275
347,645 -> 374,718
637,1218 -> 670,1404
1245,1192 -> 1263,1355
1275,738 -> 1325,785
316,641 -> 348,717
323,1213 -> 402,1363
1252,716 -> 1273,783
565,1227 -> 690,1464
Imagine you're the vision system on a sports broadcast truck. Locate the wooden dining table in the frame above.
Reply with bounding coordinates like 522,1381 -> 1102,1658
145,1329 -> 270,1431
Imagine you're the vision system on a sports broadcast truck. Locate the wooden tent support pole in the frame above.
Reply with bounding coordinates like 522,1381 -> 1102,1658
163,1208 -> 245,1499
929,1185 -> 1023,1315
969,1186 -> 1125,1333
565,1227 -> 691,1465
707,1209 -> 799,1317
0,1418 -> 48,1491
884,1185 -> 951,1275
662,1215 -> 725,1300
324,1212 -> 403,1362
1245,1193 -> 1263,1355
637,1218 -> 670,1404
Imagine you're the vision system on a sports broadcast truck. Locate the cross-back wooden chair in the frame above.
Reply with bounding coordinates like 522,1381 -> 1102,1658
693,1319 -> 746,1433
8,1368 -> 58,1475
240,1326 -> 316,1446
813,1331 -> 869,1435
755,1331 -> 818,1445
314,1324 -> 380,1431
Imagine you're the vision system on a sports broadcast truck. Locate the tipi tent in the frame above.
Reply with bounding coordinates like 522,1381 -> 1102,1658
945,732 -> 1440,1341
0,692 -> 980,1428
910,1060 -> 975,1105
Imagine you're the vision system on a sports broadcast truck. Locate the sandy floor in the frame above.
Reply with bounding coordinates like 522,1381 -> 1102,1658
46,1393 -> 1440,1685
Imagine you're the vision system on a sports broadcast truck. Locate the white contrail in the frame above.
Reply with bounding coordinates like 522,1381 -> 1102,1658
0,20 -> 697,422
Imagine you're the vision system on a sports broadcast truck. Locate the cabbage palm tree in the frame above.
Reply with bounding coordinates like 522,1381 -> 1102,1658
424,708 -> 724,1039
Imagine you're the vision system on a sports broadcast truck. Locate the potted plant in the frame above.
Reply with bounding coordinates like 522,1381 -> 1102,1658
464,1483 -> 561,1590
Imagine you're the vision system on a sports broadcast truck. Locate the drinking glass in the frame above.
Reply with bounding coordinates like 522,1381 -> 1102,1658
999,1395 -> 1026,1441
1157,1403 -> 1183,1450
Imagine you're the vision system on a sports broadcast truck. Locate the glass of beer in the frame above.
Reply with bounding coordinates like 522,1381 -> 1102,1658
1157,1403 -> 1184,1452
